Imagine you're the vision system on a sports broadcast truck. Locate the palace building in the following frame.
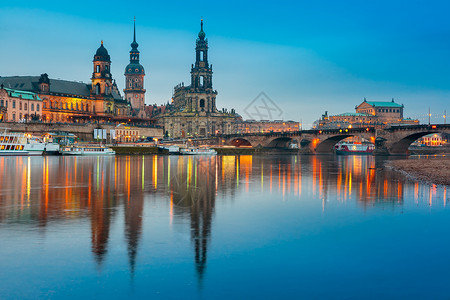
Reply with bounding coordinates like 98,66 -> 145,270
161,20 -> 236,138
0,40 -> 153,124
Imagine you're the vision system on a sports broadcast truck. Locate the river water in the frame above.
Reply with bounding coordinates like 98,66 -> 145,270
0,155 -> 448,299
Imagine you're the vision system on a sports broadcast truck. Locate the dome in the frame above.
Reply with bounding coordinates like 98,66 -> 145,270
125,63 -> 145,75
94,41 -> 111,62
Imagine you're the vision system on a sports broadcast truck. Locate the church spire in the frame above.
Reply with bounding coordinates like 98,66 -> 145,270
131,16 -> 139,50
198,18 -> 206,40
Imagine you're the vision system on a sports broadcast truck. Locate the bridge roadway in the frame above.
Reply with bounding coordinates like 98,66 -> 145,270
198,124 -> 450,155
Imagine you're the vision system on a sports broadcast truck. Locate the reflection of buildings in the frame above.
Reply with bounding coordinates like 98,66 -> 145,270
171,157 -> 216,281
0,154 -> 447,280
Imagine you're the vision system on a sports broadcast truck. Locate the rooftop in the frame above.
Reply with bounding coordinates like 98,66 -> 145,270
366,101 -> 403,108
2,87 -> 42,101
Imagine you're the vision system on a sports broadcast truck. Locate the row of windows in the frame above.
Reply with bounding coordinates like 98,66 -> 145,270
378,108 -> 400,113
44,101 -> 89,112
11,113 -> 40,121
0,100 -> 40,112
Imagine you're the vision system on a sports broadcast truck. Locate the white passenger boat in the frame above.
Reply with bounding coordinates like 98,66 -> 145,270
0,128 -> 51,156
59,145 -> 115,156
179,147 -> 217,155
335,142 -> 374,155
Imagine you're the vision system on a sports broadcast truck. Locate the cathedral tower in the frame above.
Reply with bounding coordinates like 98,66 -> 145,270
189,19 -> 217,113
124,18 -> 146,117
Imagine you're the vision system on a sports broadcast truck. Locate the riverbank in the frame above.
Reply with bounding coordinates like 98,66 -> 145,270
387,156 -> 450,186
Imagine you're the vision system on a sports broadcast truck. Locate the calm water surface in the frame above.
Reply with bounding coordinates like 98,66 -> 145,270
0,155 -> 449,299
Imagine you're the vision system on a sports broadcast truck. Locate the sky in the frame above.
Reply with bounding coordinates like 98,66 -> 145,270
1,0 -> 449,127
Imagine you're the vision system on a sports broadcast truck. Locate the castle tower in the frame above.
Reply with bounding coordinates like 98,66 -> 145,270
91,41 -> 113,97
189,19 -> 216,113
124,18 -> 146,117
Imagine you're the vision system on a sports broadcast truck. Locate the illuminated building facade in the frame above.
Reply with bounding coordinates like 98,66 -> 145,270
418,133 -> 446,146
236,120 -> 300,133
0,42 -> 132,124
115,125 -> 140,142
161,20 -> 236,138
0,86 -> 43,122
315,99 -> 418,129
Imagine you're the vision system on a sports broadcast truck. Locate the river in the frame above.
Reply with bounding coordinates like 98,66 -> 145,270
0,155 -> 448,299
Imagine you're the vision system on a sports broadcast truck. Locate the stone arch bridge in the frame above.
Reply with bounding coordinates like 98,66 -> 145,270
198,124 -> 450,155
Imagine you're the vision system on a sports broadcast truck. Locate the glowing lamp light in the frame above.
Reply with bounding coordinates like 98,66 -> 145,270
339,129 -> 342,132
348,125 -> 352,129
432,125 -> 437,129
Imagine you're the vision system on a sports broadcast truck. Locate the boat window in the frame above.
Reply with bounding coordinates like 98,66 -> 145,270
0,145 -> 4,150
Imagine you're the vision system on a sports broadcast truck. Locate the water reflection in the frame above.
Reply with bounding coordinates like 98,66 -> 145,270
0,155 -> 448,282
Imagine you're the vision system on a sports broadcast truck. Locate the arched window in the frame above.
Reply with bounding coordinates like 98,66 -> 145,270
200,51 -> 204,61
200,76 -> 204,87
95,84 -> 100,95
200,99 -> 205,108
31,104 -> 34,111
96,65 -> 100,73
105,85 -> 109,95
37,104 -> 40,111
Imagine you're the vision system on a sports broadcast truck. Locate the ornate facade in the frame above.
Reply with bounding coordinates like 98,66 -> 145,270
124,19 -> 146,118
162,20 -> 236,138
0,42 -> 132,124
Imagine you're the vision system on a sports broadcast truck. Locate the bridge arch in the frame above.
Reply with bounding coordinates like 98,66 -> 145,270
229,138 -> 252,147
315,135 -> 355,153
389,131 -> 440,154
266,137 -> 293,148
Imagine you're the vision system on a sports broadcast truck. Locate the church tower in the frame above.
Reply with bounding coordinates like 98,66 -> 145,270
91,41 -> 114,97
189,19 -> 217,113
91,41 -> 115,115
124,18 -> 146,118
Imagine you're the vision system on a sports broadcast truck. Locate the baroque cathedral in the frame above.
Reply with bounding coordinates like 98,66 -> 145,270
161,20 -> 236,138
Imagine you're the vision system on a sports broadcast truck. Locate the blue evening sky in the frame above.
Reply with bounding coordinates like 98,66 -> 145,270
1,0 -> 449,127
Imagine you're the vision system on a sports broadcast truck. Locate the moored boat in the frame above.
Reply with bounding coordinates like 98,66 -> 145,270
179,147 -> 217,155
59,145 -> 115,156
0,128 -> 49,156
335,141 -> 374,155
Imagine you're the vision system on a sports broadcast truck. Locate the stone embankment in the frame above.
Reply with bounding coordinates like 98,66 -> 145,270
387,156 -> 450,186
2,122 -> 163,141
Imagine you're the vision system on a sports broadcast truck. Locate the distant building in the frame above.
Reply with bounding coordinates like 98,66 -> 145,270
315,99 -> 418,129
115,125 -> 141,142
161,20 -> 236,138
418,133 -> 446,146
236,120 -> 300,134
0,86 -> 43,122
